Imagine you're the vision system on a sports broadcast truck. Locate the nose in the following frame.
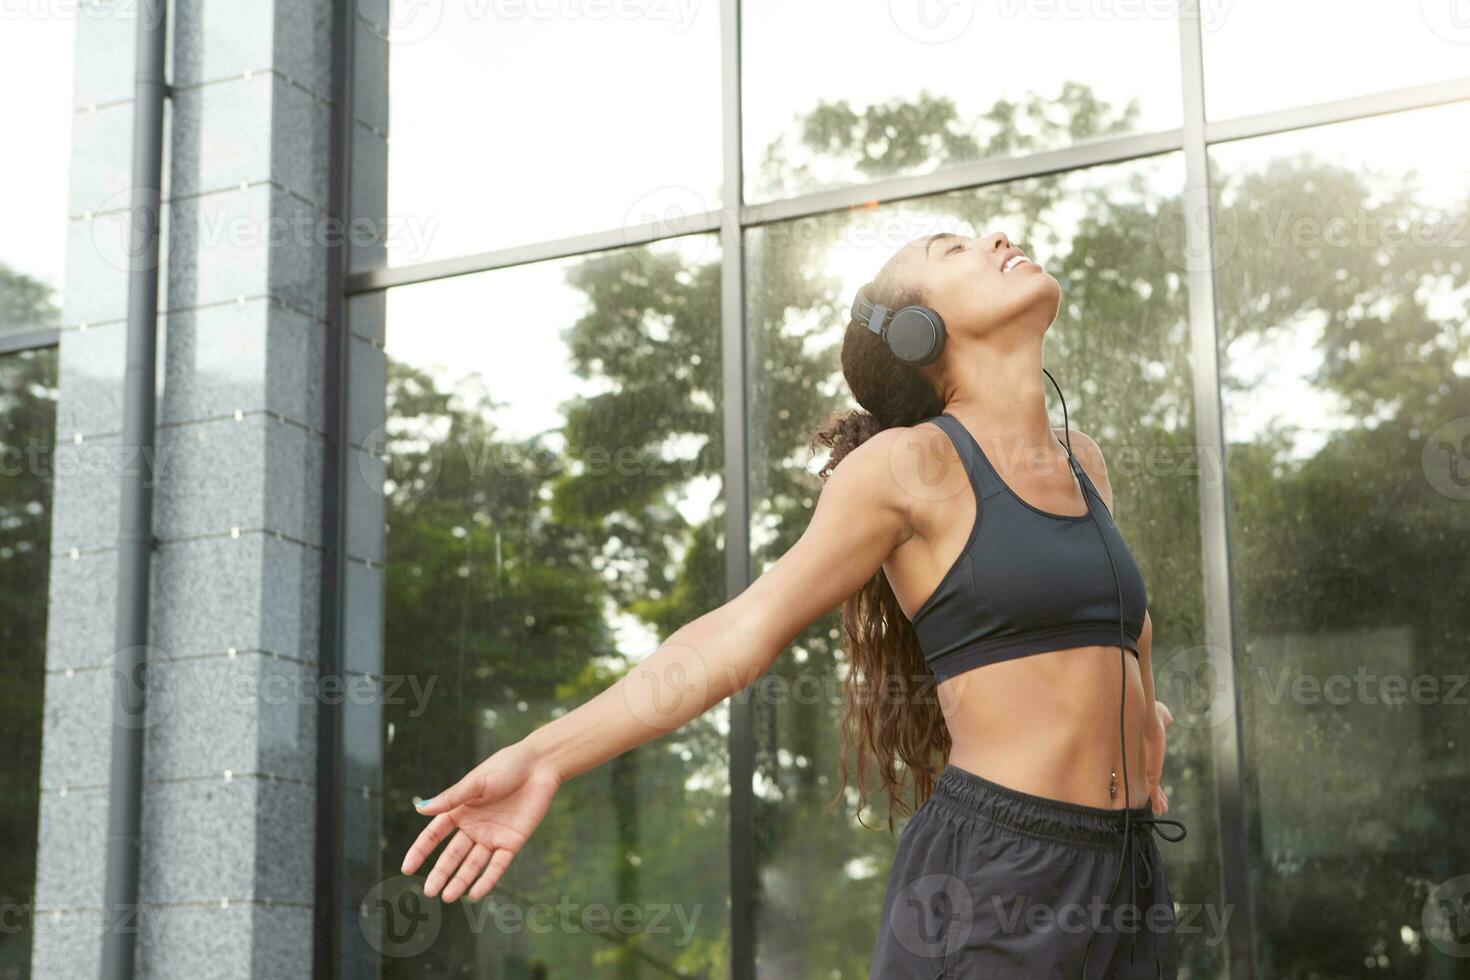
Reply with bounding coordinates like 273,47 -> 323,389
986,232 -> 1011,251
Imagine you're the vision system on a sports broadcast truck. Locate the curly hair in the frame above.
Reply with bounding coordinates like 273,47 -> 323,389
811,259 -> 952,832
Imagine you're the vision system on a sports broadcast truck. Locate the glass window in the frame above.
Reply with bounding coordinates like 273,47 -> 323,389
745,153 -> 1229,977
1211,102 -> 1470,976
0,347 -> 59,980
378,1 -> 723,266
374,236 -> 730,975
741,0 -> 1180,203
0,18 -> 74,334
1202,0 -> 1470,120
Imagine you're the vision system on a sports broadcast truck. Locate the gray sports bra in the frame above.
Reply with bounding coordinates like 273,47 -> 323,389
908,413 -> 1148,682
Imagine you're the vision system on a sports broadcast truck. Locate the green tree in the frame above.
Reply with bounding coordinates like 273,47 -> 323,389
0,265 -> 59,980
380,84 -> 1469,979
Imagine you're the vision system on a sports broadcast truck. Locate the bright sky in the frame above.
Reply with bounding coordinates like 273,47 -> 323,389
0,13 -> 75,310
4,2 -> 1468,471
7,1 -> 1470,308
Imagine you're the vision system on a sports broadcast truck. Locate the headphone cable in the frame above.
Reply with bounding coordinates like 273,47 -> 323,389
1042,368 -> 1135,977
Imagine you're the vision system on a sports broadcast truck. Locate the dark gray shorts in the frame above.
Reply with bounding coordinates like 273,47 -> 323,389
870,764 -> 1184,979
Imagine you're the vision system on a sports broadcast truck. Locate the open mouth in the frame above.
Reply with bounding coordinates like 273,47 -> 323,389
1002,254 -> 1034,273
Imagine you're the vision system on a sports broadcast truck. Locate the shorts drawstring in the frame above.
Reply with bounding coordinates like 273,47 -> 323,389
1081,812 -> 1188,978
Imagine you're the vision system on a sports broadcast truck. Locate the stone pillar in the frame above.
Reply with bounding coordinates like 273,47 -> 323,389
31,1 -> 337,976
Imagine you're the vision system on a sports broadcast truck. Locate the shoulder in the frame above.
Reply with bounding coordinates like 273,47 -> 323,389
822,420 -> 950,516
826,420 -> 942,487
1052,426 -> 1114,505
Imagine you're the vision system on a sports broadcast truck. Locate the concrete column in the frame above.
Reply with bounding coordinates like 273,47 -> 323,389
32,1 -> 337,976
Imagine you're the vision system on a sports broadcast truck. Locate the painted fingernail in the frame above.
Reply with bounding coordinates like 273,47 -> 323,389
414,796 -> 434,809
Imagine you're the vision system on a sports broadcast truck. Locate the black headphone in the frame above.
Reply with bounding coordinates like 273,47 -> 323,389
850,288 -> 947,368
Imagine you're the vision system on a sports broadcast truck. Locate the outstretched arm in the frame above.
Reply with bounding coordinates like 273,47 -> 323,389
400,425 -> 920,901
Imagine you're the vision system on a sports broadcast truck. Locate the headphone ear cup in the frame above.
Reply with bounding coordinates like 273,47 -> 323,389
885,306 -> 946,367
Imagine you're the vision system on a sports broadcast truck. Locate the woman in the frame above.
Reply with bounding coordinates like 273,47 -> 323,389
399,230 -> 1186,978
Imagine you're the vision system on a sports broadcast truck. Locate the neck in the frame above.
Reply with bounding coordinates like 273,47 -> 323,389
940,339 -> 1066,455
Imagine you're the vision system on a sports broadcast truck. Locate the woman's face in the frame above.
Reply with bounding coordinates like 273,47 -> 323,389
883,231 -> 1060,342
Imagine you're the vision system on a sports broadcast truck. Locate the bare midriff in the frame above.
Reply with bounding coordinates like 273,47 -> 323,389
936,643 -> 1152,810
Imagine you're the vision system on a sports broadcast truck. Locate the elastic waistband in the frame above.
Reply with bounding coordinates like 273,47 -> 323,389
929,763 -> 1153,850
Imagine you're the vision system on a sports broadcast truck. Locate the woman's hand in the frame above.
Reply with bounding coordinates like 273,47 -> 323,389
1144,699 -> 1174,814
399,740 -> 563,903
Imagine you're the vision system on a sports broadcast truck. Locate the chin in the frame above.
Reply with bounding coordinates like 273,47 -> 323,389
1007,273 -> 1061,328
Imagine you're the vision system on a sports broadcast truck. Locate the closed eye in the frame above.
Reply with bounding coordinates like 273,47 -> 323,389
946,241 -> 965,255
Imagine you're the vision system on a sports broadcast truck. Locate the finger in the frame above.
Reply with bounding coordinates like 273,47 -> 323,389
400,813 -> 455,875
424,830 -> 473,898
468,848 -> 515,902
441,844 -> 491,903
414,771 -> 485,816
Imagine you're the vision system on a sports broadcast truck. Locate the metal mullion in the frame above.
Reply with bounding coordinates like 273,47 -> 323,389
1204,76 -> 1470,147
1178,3 -> 1256,978
315,0 -> 356,975
0,328 -> 61,356
345,209 -> 723,294
345,128 -> 1185,297
719,0 -> 755,976
342,67 -> 1470,310
742,127 -> 1184,228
